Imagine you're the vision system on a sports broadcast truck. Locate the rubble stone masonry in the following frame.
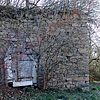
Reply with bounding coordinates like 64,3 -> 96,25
0,6 -> 89,90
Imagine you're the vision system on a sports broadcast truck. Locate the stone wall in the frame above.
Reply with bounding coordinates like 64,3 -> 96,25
0,6 -> 89,90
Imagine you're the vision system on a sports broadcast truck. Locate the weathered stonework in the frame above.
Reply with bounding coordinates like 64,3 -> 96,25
0,6 -> 89,90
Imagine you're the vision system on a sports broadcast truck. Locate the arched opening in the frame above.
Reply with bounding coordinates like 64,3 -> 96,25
4,46 -> 38,87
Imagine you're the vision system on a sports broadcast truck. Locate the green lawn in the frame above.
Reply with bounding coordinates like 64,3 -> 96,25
4,84 -> 100,100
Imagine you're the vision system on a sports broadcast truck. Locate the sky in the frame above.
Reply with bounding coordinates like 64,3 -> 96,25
92,0 -> 100,44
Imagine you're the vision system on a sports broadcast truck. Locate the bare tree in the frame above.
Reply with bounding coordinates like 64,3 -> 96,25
0,0 -> 100,87
26,0 -> 29,8
6,0 -> 10,6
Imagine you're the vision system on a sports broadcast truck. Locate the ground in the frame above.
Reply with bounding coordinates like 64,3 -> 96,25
0,82 -> 100,100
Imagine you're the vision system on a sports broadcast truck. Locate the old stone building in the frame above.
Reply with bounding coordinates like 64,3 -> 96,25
0,6 -> 89,90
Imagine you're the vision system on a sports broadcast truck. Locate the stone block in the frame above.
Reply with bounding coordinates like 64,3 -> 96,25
78,48 -> 88,53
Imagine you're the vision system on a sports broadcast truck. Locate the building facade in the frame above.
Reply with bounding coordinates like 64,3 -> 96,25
0,6 -> 89,90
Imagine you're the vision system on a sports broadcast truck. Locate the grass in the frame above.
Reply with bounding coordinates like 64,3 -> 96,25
91,86 -> 100,91
4,85 -> 100,100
